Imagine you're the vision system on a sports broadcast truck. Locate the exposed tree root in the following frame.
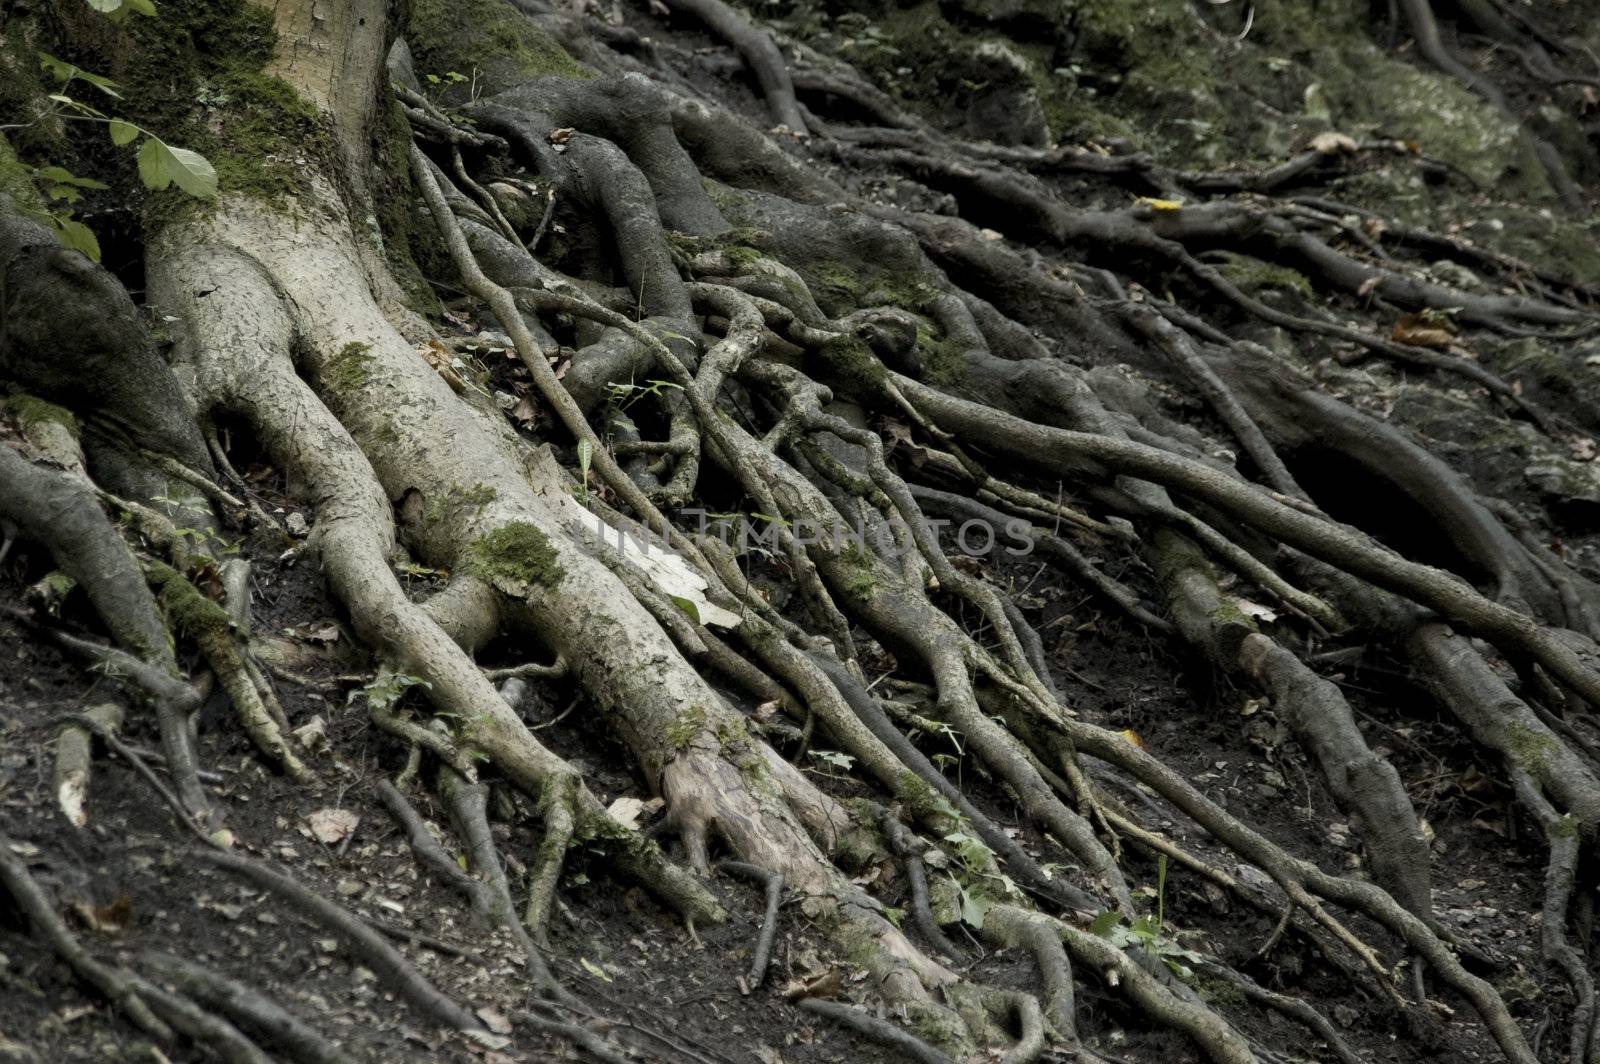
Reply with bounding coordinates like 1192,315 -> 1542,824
196,848 -> 485,1033
6,0 -> 1600,1059
139,953 -> 351,1064
718,860 -> 784,990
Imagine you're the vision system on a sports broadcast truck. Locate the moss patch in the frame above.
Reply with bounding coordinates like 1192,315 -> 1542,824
667,703 -> 708,751
917,324 -> 969,387
1505,719 -> 1559,781
368,99 -> 444,317
324,341 -> 375,394
104,0 -> 338,217
1207,251 -> 1314,299
408,0 -> 590,82
463,521 -> 564,588
148,561 -> 233,642
4,394 -> 79,438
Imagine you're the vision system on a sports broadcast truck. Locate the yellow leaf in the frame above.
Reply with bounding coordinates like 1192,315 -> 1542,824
1135,197 -> 1183,212
1118,728 -> 1146,749
580,957 -> 613,983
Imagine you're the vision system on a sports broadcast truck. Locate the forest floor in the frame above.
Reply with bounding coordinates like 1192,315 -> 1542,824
0,457 -> 1570,1063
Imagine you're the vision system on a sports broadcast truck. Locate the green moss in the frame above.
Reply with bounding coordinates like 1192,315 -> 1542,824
408,0 -> 590,81
837,539 -> 879,602
667,703 -> 708,751
5,394 -> 79,439
38,571 -> 78,604
200,69 -> 328,207
1207,599 -> 1255,630
895,769 -> 961,827
902,997 -> 971,1053
715,717 -> 749,750
917,325 -> 968,387
325,341 -> 375,393
1505,720 -> 1559,779
426,483 -> 500,527
1551,814 -> 1581,839
370,97 -> 446,317
702,178 -> 743,215
147,561 -> 233,642
1304,40 -> 1546,197
1207,251 -> 1314,299
464,521 -> 564,588
0,22 -> 66,161
1191,970 -> 1248,1008
108,0 -> 337,217
814,334 -> 887,400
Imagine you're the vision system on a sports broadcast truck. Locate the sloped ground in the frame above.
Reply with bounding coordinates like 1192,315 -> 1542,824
4,0 -> 1600,1061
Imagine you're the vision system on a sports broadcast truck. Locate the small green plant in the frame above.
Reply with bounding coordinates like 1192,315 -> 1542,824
1089,855 -> 1205,977
350,671 -> 432,714
939,824 -> 1020,930
807,749 -> 856,772
3,27 -> 218,261
171,525 -> 242,555
603,377 -> 682,416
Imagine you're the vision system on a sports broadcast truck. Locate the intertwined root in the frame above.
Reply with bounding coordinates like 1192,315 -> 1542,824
4,0 -> 1600,1059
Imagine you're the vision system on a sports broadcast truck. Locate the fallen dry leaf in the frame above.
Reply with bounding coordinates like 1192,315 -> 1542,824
418,341 -> 466,393
1309,131 -> 1357,155
781,966 -> 844,1001
294,715 -> 330,753
1390,312 -> 1456,350
70,896 -> 132,935
1233,598 -> 1278,624
305,808 -> 359,845
606,796 -> 647,830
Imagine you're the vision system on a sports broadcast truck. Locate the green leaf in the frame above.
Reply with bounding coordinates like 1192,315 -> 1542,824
667,594 -> 701,625
579,957 -> 612,983
1088,910 -> 1122,938
955,880 -> 991,929
37,51 -> 122,96
137,138 -> 218,200
123,0 -> 157,13
84,0 -> 125,11
35,166 -> 109,189
108,119 -> 139,146
576,437 -> 592,479
51,216 -> 101,262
